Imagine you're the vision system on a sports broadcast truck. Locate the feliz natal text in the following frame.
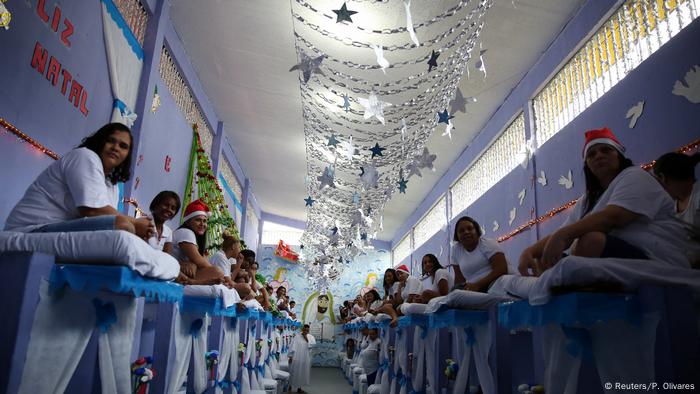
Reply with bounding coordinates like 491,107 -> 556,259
29,0 -> 89,117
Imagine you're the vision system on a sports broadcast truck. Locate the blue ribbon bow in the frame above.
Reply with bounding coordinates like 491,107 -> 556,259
190,319 -> 203,338
92,298 -> 117,333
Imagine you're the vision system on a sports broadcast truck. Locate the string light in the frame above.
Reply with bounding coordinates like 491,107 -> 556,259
497,138 -> 700,242
0,117 -> 60,160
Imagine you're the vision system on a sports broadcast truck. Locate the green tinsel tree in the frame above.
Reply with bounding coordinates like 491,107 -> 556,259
182,124 -> 243,254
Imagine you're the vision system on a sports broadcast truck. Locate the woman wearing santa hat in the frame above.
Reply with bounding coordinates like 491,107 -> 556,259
170,199 -> 226,285
518,127 -> 689,276
376,264 -> 423,327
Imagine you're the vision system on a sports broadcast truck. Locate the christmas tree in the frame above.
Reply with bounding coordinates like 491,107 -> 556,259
182,124 -> 243,253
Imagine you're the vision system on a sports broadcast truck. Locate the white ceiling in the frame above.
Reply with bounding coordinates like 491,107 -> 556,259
169,0 -> 585,242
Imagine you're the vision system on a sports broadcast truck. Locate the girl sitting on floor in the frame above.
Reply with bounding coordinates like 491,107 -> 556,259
518,127 -> 689,275
147,190 -> 180,253
451,216 -> 508,292
419,254 -> 454,303
4,122 -> 154,238
376,264 -> 423,327
170,199 -> 225,285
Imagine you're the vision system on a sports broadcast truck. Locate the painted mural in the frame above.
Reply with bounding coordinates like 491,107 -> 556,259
258,243 -> 390,366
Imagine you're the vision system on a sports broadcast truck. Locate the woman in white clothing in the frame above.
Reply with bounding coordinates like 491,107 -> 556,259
363,289 -> 383,314
419,254 -> 454,303
170,199 -> 225,285
288,324 -> 314,393
451,216 -> 508,292
653,152 -> 700,267
209,232 -> 253,299
5,123 -> 154,238
147,190 -> 180,253
519,127 -> 689,275
377,264 -> 423,326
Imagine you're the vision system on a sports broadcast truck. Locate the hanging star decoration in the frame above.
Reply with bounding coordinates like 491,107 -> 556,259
359,165 -> 379,189
427,50 -> 440,72
437,109 -> 455,125
442,121 -> 454,139
403,0 -> 419,46
406,161 -> 422,178
372,45 -> 390,74
327,134 -> 340,147
341,94 -> 351,112
150,85 -> 161,113
304,196 -> 316,207
360,232 -> 368,240
317,166 -> 336,189
368,143 -> 386,158
352,191 -> 361,206
343,136 -> 358,158
415,147 -> 437,170
358,92 -> 392,124
449,88 -> 476,114
333,2 -> 357,23
397,173 -> 409,194
475,48 -> 488,77
289,52 -> 325,84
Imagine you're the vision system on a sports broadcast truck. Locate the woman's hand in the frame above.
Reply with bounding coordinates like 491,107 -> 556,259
540,230 -> 570,271
181,262 -> 197,278
518,247 -> 539,276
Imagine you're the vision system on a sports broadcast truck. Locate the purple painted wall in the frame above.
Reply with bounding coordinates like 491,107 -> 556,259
393,1 -> 700,269
0,0 -> 114,227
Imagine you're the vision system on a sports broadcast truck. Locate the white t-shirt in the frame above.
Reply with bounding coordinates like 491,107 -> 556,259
400,276 -> 423,299
360,338 -> 381,375
561,166 -> 688,267
424,268 -> 454,293
5,147 -> 119,232
170,227 -> 198,263
450,237 -> 502,283
209,250 -> 232,276
677,182 -> 700,265
388,282 -> 400,298
148,224 -> 172,251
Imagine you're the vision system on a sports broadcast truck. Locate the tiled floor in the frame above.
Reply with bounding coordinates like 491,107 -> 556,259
289,367 -> 351,393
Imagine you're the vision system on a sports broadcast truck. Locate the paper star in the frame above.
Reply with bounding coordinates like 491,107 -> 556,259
438,109 -> 454,124
304,196 -> 316,207
397,177 -> 408,193
406,162 -> 422,178
360,165 -> 379,189
372,45 -> 390,74
331,226 -> 339,235
317,166 -> 336,189
352,191 -> 361,206
333,2 -> 357,23
357,92 -> 392,124
368,143 -> 386,158
327,134 -> 340,147
360,232 -> 368,240
403,0 -> 419,46
343,136 -> 358,158
415,147 -> 436,170
289,52 -> 325,84
342,94 -> 351,112
427,50 -> 440,72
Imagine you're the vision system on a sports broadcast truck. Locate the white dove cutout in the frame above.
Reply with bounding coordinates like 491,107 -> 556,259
509,207 -> 517,225
358,92 -> 392,124
537,170 -> 547,186
475,49 -> 487,77
558,170 -> 574,189
672,65 -> 700,103
403,0 -> 419,47
372,45 -> 390,74
492,221 -> 499,232
480,225 -> 487,236
442,121 -> 454,139
518,189 -> 526,206
626,100 -> 645,128
517,138 -> 536,169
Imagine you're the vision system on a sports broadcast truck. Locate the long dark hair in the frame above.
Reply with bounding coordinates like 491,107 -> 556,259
453,216 -> 482,241
78,122 -> 133,184
653,152 -> 700,181
179,219 -> 207,256
382,268 -> 396,296
421,253 -> 444,277
583,151 -> 633,214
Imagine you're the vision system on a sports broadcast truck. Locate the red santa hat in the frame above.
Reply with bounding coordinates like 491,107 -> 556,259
394,264 -> 410,274
182,199 -> 210,223
582,127 -> 625,158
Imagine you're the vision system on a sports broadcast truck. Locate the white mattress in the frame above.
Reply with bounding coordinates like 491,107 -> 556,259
0,230 -> 179,280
